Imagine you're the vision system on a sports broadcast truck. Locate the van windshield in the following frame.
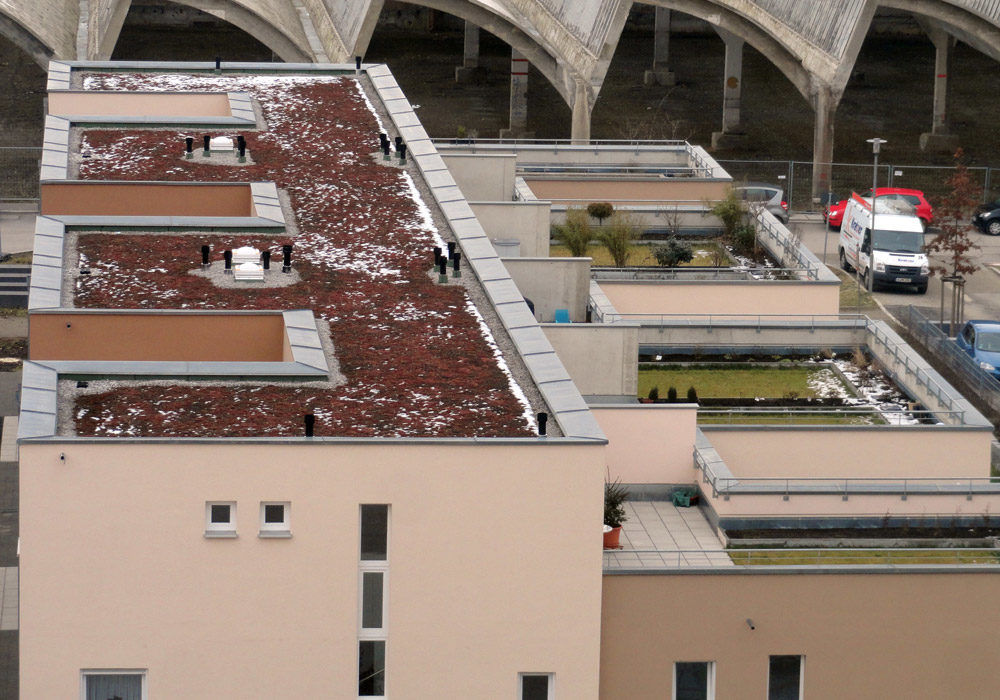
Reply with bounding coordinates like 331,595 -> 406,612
873,229 -> 924,254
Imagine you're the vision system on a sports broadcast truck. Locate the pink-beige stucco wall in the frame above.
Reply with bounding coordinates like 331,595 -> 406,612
592,406 -> 698,483
30,313 -> 286,361
40,182 -> 253,217
598,281 -> 840,317
704,428 -> 993,479
601,572 -> 1000,699
48,91 -> 232,117
19,441 -> 604,699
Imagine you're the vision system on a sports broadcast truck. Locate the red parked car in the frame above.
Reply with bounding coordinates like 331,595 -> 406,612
824,188 -> 933,229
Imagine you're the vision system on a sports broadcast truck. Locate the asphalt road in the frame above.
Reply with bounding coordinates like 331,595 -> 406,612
792,214 -> 1000,329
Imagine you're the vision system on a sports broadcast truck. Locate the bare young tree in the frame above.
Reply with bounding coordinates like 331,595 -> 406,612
925,149 -> 982,279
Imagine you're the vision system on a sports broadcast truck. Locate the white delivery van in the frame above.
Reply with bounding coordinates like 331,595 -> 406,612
838,193 -> 929,294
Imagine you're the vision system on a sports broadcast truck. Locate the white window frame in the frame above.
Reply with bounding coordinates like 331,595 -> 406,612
204,501 -> 237,538
80,668 -> 148,700
766,655 -> 804,700
672,661 -> 716,700
358,504 -> 390,698
518,672 -> 554,699
259,501 -> 291,538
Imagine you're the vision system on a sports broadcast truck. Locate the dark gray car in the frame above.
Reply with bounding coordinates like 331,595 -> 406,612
735,183 -> 789,224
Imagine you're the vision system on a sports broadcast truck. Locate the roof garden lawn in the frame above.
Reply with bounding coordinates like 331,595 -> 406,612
638,365 -> 849,399
67,72 -> 534,438
549,242 -> 725,266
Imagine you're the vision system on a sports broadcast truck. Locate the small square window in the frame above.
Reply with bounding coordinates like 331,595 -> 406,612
519,673 -> 553,700
82,670 -> 147,700
259,501 -> 291,538
205,502 -> 236,538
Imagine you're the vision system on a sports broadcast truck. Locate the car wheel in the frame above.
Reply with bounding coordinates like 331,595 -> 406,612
988,219 -> 1000,236
839,248 -> 853,272
916,283 -> 927,294
862,268 -> 872,292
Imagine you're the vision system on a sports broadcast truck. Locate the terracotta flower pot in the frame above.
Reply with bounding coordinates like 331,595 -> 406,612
603,524 -> 622,549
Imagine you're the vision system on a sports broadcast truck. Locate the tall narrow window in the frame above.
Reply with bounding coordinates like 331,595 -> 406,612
519,673 -> 553,700
675,661 -> 715,700
768,655 -> 803,700
359,505 -> 389,697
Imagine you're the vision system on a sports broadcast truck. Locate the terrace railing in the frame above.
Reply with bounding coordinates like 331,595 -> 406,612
693,446 -> 1000,501
591,266 -> 810,282
899,305 -> 1000,415
603,548 -> 1000,570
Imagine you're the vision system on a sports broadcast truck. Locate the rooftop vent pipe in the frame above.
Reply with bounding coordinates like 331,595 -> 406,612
223,249 -> 233,273
201,244 -> 210,269
382,141 -> 390,161
203,134 -> 211,157
447,242 -> 456,259
262,250 -> 270,270
538,412 -> 548,436
433,246 -> 443,267
237,135 -> 246,163
282,244 -> 292,273
185,136 -> 194,159
438,258 -> 448,284
398,143 -> 407,163
304,413 -> 315,437
355,56 -> 362,74
452,252 -> 461,278
394,136 -> 402,151
215,56 -> 222,74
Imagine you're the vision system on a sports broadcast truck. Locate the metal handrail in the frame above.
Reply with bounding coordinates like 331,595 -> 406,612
603,548 -> 1000,568
591,266 -> 809,281
693,449 -> 999,495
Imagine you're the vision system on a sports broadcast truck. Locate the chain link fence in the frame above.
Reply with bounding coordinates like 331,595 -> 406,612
717,159 -> 999,214
0,147 -> 41,206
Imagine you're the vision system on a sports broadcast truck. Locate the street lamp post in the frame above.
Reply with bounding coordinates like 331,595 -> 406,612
858,137 -> 887,311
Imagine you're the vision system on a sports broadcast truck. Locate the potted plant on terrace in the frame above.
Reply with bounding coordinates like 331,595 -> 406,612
603,477 -> 629,549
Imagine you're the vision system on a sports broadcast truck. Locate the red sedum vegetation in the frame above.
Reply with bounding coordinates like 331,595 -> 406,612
72,73 -> 534,438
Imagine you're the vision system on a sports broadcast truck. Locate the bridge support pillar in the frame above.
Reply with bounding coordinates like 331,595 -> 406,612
455,22 -> 481,83
711,29 -> 747,149
920,25 -> 959,154
571,79 -> 591,144
500,49 -> 533,139
811,85 -> 837,203
644,8 -> 675,87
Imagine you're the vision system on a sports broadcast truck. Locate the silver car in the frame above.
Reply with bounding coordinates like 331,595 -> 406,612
735,183 -> 789,224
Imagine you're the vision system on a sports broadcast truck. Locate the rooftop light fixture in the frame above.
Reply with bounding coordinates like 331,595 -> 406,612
185,136 -> 194,159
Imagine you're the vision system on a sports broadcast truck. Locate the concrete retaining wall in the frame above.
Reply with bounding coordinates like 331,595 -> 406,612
470,200 -> 550,257
504,257 -> 590,322
441,153 -> 516,201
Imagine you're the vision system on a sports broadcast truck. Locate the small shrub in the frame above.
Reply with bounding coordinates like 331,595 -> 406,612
667,386 -> 678,403
653,237 -> 694,267
710,188 -> 744,238
732,222 -> 757,255
604,478 -> 629,527
552,207 -> 592,257
686,386 -> 699,402
597,211 -> 639,268
587,201 -> 614,225
648,386 -> 660,401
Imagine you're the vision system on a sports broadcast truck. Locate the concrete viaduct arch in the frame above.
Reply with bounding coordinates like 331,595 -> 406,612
93,0 -> 314,62
0,10 -> 55,69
